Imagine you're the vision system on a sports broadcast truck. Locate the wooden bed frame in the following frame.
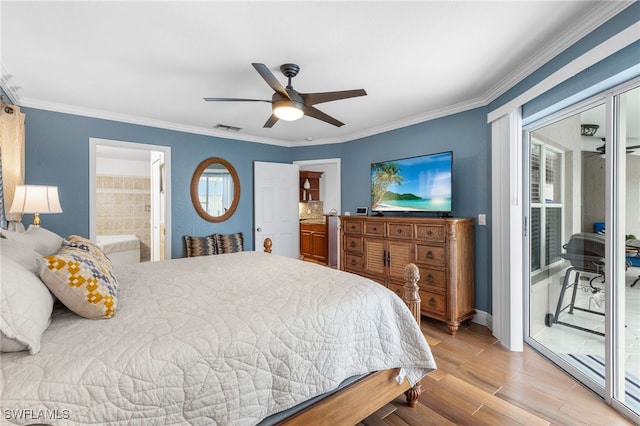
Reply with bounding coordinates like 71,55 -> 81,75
262,238 -> 423,425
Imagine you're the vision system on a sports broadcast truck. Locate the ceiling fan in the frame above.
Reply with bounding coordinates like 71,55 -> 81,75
593,139 -> 640,156
204,63 -> 367,128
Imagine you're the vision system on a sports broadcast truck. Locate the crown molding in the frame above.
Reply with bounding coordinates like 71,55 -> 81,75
2,1 -> 634,149
297,96 -> 488,147
480,1 -> 634,105
15,97 -> 297,147
6,88 -> 487,149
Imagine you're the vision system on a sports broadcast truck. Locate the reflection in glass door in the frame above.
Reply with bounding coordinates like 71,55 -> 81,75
525,81 -> 639,422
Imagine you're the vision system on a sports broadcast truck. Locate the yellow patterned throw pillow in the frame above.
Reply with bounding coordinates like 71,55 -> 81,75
39,243 -> 118,319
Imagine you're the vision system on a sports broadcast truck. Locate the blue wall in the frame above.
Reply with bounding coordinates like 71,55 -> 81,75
9,3 -> 639,317
20,108 -> 289,257
292,108 -> 493,313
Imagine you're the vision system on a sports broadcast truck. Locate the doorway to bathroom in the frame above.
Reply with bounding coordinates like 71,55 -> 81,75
89,138 -> 172,262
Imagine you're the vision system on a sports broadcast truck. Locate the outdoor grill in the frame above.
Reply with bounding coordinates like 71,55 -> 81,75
560,232 -> 606,273
545,232 -> 607,336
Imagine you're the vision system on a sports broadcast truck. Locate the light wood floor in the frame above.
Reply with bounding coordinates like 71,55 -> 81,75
361,318 -> 634,426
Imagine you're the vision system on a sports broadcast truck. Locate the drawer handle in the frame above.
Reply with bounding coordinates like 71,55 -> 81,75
397,229 -> 402,233
372,227 -> 377,231
350,259 -> 356,266
426,273 -> 433,282
428,297 -> 436,306
426,250 -> 433,259
350,241 -> 356,248
427,230 -> 433,235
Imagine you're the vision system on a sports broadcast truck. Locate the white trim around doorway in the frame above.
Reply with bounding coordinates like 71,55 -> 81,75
89,137 -> 172,260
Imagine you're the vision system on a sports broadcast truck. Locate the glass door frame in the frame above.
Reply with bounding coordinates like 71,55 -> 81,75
523,76 -> 640,422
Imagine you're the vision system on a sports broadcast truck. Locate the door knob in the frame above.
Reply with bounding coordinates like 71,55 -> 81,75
256,227 -> 262,232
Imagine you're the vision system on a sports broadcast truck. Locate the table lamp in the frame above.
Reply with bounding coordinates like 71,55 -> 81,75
9,185 -> 63,226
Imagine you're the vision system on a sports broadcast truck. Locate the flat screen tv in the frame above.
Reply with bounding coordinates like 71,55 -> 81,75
370,151 -> 452,214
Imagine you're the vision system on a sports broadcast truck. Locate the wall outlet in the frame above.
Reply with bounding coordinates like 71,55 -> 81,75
478,214 -> 486,226
344,211 -> 351,216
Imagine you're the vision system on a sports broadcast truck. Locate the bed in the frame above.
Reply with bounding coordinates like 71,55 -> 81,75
1,236 -> 435,425
96,234 -> 140,265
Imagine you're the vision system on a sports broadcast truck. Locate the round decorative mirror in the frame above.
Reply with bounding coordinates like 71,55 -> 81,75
190,157 -> 240,223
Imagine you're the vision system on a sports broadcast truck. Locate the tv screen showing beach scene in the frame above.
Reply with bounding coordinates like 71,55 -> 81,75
370,151 -> 452,213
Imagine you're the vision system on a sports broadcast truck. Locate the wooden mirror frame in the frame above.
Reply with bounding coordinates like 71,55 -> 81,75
190,157 -> 240,223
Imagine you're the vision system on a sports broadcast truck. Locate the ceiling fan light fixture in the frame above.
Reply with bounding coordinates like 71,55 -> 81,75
273,100 -> 304,121
581,124 -> 599,136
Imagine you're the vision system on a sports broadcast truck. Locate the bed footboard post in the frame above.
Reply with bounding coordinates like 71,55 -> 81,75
403,263 -> 421,327
403,263 -> 422,407
263,238 -> 272,253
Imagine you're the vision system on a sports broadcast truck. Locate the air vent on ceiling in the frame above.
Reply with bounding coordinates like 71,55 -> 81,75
213,124 -> 242,132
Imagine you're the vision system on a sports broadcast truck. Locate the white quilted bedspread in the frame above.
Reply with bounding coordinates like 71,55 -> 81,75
1,251 -> 436,425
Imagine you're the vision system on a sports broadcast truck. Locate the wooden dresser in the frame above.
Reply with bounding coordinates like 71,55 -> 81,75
340,216 -> 475,334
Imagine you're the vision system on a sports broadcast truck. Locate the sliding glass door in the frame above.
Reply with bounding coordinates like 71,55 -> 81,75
612,84 -> 639,417
525,79 -> 639,422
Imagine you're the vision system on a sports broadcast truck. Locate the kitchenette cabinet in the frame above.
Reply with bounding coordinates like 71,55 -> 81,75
300,221 -> 327,263
299,171 -> 323,202
300,215 -> 339,267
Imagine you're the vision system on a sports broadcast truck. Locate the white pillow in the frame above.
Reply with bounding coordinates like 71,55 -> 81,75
0,331 -> 27,352
0,238 -> 41,273
0,257 -> 54,354
1,225 -> 63,256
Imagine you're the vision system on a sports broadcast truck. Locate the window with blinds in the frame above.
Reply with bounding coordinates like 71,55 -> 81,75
530,141 -> 564,272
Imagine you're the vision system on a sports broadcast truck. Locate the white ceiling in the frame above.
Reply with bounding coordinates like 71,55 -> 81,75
0,1 -> 633,147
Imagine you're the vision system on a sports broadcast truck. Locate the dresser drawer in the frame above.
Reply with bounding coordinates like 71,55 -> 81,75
364,222 -> 384,236
417,267 -> 446,290
420,290 -> 446,316
344,254 -> 364,272
344,236 -> 363,253
387,223 -> 414,239
343,220 -> 363,235
416,245 -> 446,267
415,225 -> 446,242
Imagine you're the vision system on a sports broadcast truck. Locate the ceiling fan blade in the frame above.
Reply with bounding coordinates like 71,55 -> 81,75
263,114 -> 279,128
301,89 -> 367,106
204,98 -> 272,102
252,63 -> 290,100
303,106 -> 345,127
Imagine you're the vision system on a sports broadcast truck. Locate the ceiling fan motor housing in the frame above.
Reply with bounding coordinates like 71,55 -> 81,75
280,63 -> 300,78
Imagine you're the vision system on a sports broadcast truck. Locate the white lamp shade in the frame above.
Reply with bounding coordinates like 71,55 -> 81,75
9,185 -> 63,214
273,100 -> 304,121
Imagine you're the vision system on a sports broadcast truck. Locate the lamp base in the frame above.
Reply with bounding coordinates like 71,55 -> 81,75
33,212 -> 41,227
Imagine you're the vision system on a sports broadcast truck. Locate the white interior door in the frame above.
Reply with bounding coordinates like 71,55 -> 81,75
254,161 -> 299,258
150,152 -> 165,261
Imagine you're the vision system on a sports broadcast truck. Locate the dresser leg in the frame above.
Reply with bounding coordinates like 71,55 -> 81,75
447,322 -> 459,335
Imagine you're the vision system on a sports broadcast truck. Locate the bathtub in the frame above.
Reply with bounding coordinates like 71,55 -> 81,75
96,234 -> 140,265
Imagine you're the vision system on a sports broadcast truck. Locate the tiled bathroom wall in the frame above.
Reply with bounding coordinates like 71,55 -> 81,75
96,175 -> 151,262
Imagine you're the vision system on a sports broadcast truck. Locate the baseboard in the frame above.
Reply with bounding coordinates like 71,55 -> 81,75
472,309 -> 493,331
